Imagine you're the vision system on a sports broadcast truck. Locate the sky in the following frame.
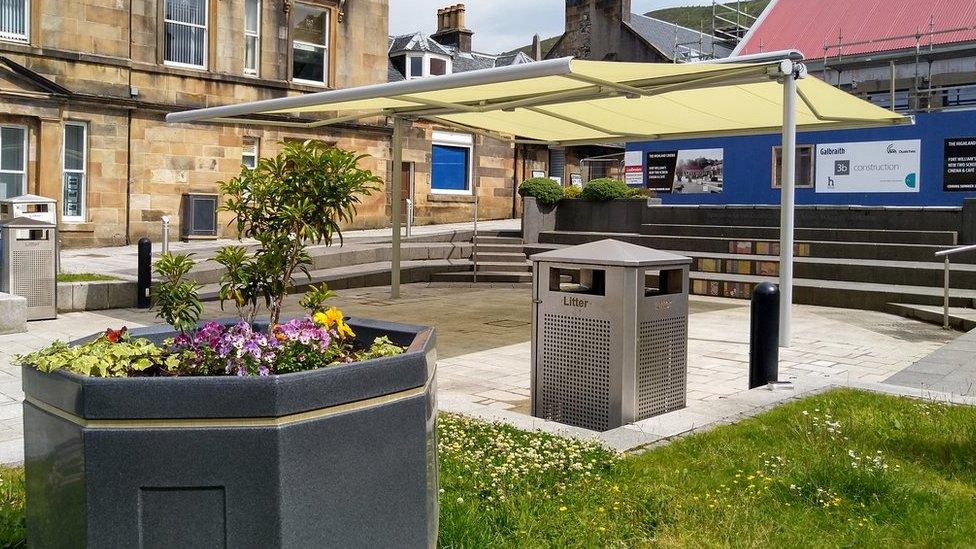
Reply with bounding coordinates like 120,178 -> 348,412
389,1 -> 713,53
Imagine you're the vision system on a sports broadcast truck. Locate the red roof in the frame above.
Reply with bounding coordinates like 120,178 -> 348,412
736,0 -> 976,57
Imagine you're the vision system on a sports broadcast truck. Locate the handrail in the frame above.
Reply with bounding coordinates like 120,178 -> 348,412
935,244 -> 976,257
936,244 -> 976,329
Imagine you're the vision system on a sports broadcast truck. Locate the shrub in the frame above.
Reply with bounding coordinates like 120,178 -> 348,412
563,185 -> 582,199
518,177 -> 564,206
580,178 -> 632,201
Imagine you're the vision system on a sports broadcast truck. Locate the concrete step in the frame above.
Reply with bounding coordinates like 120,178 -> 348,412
474,261 -> 532,273
690,271 -> 976,311
430,271 -> 533,284
540,231 -> 973,264
474,252 -> 530,263
886,303 -> 976,332
474,243 -> 527,254
680,251 -> 976,289
641,224 -> 958,246
473,235 -> 524,245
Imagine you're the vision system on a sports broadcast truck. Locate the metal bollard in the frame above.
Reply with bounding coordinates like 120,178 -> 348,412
161,216 -> 170,256
137,237 -> 152,309
749,282 -> 780,389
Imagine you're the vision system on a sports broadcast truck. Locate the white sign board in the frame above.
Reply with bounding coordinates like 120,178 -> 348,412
624,150 -> 643,187
815,140 -> 920,193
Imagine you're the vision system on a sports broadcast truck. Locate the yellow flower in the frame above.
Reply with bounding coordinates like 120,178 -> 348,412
314,307 -> 356,339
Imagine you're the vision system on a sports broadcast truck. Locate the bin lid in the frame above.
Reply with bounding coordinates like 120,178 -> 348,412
530,239 -> 691,267
0,194 -> 56,205
0,216 -> 57,229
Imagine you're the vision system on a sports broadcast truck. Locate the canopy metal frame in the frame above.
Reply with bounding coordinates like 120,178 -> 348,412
167,57 -> 912,347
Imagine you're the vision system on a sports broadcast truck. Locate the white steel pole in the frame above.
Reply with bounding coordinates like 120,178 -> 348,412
391,117 -> 403,299
779,60 -> 798,347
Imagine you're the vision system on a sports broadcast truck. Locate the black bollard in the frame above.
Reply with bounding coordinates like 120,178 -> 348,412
749,282 -> 780,389
137,237 -> 152,309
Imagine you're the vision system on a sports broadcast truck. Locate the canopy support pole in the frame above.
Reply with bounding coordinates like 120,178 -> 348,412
391,116 -> 403,299
779,61 -> 800,347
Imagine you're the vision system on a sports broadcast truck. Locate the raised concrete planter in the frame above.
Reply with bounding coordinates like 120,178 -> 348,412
57,280 -> 137,312
22,318 -> 439,548
0,292 -> 26,335
521,197 -> 557,244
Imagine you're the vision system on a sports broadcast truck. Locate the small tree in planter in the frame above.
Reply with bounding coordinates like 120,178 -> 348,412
16,141 -> 439,547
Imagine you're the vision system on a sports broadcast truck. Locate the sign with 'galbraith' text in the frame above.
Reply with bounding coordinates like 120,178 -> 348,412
815,140 -> 920,193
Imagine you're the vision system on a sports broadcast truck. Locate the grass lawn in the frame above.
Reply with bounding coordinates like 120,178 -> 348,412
1,388 -> 973,547
56,273 -> 119,283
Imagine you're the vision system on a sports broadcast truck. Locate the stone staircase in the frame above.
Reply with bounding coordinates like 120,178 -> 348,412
526,223 -> 976,329
430,231 -> 532,285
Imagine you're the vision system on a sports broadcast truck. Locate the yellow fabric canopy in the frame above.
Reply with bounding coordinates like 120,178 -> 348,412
167,58 -> 909,146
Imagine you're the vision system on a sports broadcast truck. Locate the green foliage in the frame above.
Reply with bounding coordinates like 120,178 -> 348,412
562,185 -> 582,199
626,187 -> 657,199
354,336 -> 405,361
56,273 -> 120,283
299,283 -> 338,315
580,178 -> 633,201
518,177 -> 564,206
212,246 -> 266,324
152,253 -> 202,334
14,333 -> 165,377
220,140 -> 381,325
0,468 -> 24,548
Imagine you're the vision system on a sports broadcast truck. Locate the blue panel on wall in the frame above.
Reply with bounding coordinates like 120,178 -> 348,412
432,144 -> 469,191
627,109 -> 976,206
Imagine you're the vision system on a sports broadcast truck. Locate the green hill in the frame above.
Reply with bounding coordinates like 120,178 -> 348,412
646,1 -> 770,33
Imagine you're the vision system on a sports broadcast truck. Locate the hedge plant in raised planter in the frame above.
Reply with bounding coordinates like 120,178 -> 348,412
518,177 -> 564,205
580,178 -> 635,201
17,141 -> 439,548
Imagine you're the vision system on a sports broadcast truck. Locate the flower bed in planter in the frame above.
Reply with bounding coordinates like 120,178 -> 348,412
21,317 -> 438,548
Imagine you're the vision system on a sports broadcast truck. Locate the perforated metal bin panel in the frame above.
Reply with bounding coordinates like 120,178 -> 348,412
636,313 -> 688,420
539,313 -> 613,431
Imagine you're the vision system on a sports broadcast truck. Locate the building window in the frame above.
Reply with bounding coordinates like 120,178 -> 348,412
942,85 -> 976,109
292,4 -> 329,86
0,0 -> 29,43
164,0 -> 208,69
0,125 -> 26,200
242,137 -> 259,169
62,122 -> 87,221
429,57 -> 449,76
244,0 -> 260,75
404,54 -> 452,79
867,90 -> 910,112
431,131 -> 472,194
772,145 -> 814,189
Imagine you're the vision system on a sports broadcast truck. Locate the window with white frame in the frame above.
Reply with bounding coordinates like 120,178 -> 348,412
0,125 -> 26,200
242,137 -> 259,169
0,0 -> 29,43
164,0 -> 208,69
430,131 -> 472,194
244,0 -> 260,75
292,4 -> 329,86
404,54 -> 452,79
62,122 -> 87,221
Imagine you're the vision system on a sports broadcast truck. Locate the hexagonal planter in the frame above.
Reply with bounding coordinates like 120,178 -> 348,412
22,318 -> 439,548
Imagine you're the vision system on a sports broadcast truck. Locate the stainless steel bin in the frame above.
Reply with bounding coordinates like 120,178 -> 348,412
530,239 -> 691,431
0,217 -> 58,321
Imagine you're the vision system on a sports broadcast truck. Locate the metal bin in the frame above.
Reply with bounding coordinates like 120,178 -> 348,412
0,217 -> 58,321
530,239 -> 691,431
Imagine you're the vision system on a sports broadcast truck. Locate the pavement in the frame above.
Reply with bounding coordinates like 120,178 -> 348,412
60,218 -> 521,280
885,327 -> 976,396
1,282 -> 965,463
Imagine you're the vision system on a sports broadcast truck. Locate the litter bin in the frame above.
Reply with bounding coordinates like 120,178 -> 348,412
0,194 -> 57,224
0,217 -> 58,321
530,239 -> 691,431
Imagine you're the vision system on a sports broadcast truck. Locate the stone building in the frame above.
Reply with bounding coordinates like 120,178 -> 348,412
0,0 -> 538,248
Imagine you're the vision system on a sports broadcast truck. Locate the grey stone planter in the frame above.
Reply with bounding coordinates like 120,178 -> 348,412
22,317 -> 439,549
521,196 -> 557,244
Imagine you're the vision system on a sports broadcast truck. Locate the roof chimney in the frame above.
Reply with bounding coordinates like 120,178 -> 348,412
432,4 -> 473,53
